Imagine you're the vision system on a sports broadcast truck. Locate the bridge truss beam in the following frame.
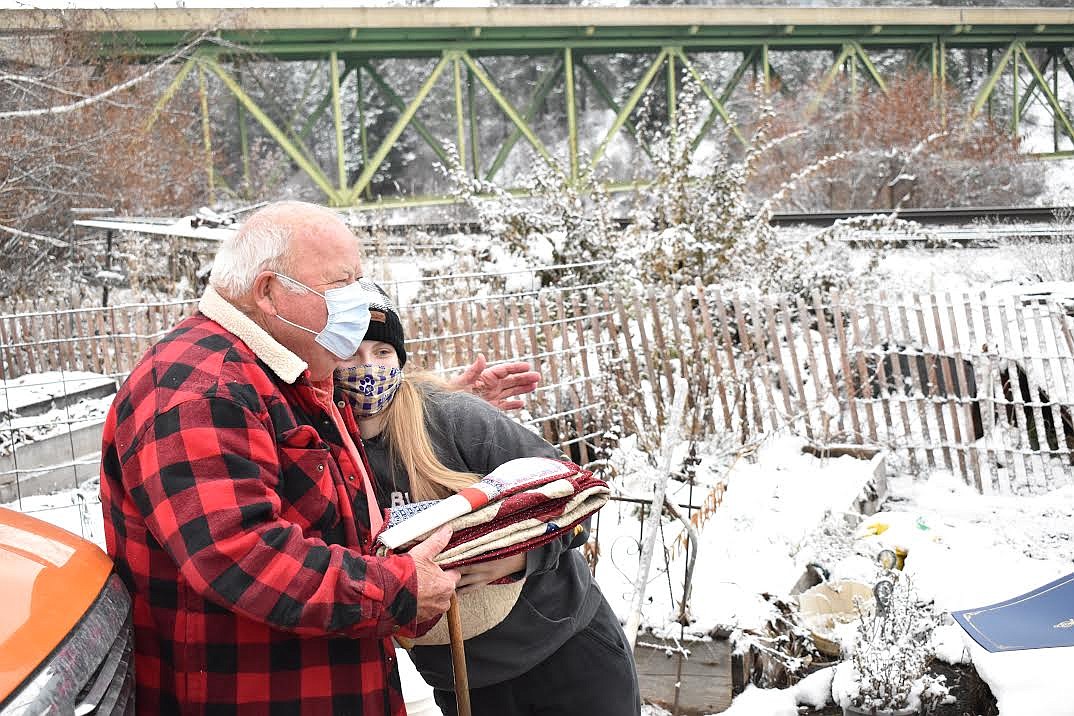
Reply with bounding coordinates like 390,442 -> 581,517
10,7 -> 1074,208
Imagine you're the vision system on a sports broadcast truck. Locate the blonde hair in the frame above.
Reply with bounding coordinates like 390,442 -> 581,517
382,374 -> 479,502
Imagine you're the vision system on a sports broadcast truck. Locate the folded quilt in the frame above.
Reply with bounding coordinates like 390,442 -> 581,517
375,456 -> 609,568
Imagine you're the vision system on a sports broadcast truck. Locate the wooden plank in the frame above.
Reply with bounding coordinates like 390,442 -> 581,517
682,285 -> 713,431
778,296 -> 812,440
597,289 -> 634,435
762,297 -> 794,424
1043,300 -> 1074,465
1007,294 -> 1053,487
795,296 -> 827,436
695,281 -> 731,432
847,295 -> 878,443
971,292 -> 1009,493
556,291 -> 589,465
573,292 -> 596,408
648,286 -> 677,397
447,300 -> 463,371
94,309 -> 110,375
943,292 -> 983,491
631,286 -> 666,423
0,316 -> 13,380
506,298 -> 524,362
747,294 -> 780,431
712,289 -> 745,439
634,637 -> 732,716
523,299 -> 555,444
829,290 -> 863,444
1027,297 -> 1071,467
665,285 -> 692,397
862,298 -> 895,446
810,290 -> 840,392
958,292 -> 1001,493
609,288 -> 652,427
17,313 -> 34,375
930,293 -> 968,479
891,292 -> 936,469
538,294 -> 567,447
999,295 -> 1046,488
988,293 -> 1028,492
1044,302 -> 1074,468
912,292 -> 954,470
731,293 -> 765,433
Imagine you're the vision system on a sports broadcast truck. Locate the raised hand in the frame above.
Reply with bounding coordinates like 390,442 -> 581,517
451,352 -> 541,410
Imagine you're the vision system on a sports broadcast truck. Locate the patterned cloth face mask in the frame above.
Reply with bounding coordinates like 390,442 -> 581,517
335,364 -> 404,417
273,273 -> 371,360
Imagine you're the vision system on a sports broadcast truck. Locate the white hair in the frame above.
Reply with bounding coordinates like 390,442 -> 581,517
209,201 -> 335,299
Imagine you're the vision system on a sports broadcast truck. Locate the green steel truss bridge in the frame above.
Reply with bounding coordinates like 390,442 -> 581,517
7,7 -> 1074,208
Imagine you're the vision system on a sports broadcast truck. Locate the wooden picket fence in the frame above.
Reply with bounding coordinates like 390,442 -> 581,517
3,279 -> 1074,495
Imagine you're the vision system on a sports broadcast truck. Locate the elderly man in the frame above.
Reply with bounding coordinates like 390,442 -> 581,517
100,201 -> 528,714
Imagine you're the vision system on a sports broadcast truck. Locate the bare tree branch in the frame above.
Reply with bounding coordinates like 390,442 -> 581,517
0,222 -> 67,248
0,33 -> 209,120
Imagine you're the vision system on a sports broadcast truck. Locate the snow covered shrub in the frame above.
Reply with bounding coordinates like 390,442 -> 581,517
439,147 -> 618,288
832,575 -> 948,714
1019,208 -> 1074,283
622,91 -> 860,298
756,72 -> 1041,211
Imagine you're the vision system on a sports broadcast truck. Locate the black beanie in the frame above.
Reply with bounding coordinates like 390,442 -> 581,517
357,279 -> 407,367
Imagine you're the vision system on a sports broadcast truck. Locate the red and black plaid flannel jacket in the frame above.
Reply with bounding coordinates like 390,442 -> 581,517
100,291 -> 419,715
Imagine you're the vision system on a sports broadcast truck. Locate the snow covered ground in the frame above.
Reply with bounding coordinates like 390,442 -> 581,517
11,424 -> 1071,715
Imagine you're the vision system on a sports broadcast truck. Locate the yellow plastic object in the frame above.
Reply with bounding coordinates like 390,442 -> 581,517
797,580 -> 876,657
0,507 -> 113,702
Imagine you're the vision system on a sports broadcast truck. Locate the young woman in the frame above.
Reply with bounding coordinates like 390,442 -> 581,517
335,279 -> 640,716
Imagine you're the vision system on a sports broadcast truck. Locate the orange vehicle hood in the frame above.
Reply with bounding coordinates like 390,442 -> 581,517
0,506 -> 113,702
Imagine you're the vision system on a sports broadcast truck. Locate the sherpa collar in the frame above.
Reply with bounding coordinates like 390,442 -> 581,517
198,285 -> 308,384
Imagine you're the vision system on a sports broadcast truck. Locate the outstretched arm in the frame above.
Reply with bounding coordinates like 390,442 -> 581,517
450,352 -> 540,411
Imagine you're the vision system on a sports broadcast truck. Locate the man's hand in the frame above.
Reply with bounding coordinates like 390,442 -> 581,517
455,552 -> 527,595
409,526 -> 460,623
451,352 -> 540,410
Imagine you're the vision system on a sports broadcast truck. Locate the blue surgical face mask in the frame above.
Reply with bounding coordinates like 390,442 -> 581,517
273,273 -> 371,360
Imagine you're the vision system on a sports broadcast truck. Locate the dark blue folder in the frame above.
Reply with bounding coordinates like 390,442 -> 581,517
952,572 -> 1074,652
